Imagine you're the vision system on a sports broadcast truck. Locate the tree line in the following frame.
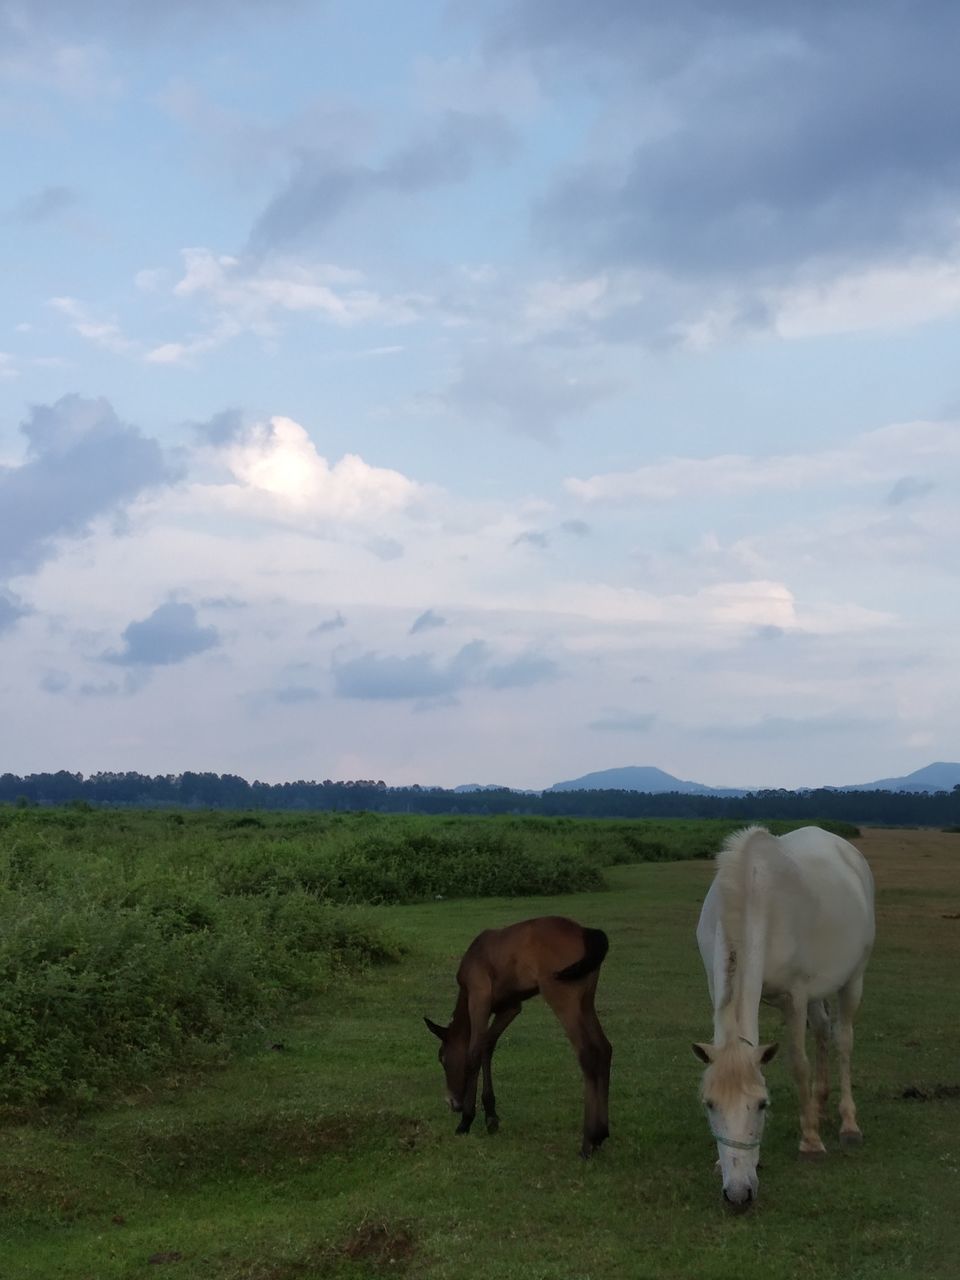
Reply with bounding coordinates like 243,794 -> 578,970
1,770 -> 959,825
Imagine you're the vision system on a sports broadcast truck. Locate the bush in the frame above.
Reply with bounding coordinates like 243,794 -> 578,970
323,829 -> 604,904
0,852 -> 400,1110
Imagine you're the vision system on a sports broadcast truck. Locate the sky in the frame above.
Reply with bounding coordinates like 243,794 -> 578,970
2,0 -> 959,790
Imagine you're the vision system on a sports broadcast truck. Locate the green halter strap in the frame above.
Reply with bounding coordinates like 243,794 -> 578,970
708,1119 -> 763,1151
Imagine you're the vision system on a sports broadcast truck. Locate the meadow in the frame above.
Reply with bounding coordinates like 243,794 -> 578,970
1,812 -> 957,1278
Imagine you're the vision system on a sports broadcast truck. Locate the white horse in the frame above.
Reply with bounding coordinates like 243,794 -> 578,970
693,825 -> 875,1211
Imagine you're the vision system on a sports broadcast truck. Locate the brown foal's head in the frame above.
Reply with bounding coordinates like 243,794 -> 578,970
424,1016 -> 470,1112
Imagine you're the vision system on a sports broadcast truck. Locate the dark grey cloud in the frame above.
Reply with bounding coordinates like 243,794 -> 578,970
192,408 -> 246,446
333,641 -> 488,701
485,652 -> 559,690
589,711 -> 656,732
333,639 -> 557,700
40,669 -> 70,693
104,602 -> 220,667
886,476 -> 936,506
4,185 -> 77,225
448,343 -> 613,439
273,685 -> 323,704
0,395 -> 175,578
512,530 -> 549,549
488,1 -> 960,279
410,609 -> 446,635
310,611 -> 347,636
0,592 -> 29,633
249,111 -> 515,252
561,519 -> 591,537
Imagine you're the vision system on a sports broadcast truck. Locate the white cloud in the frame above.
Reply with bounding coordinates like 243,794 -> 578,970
770,249 -> 960,339
143,248 -> 423,365
567,419 -> 960,503
219,415 -> 424,521
48,296 -> 138,355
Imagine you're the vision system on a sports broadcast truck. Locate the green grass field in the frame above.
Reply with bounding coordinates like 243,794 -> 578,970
2,825 -> 958,1279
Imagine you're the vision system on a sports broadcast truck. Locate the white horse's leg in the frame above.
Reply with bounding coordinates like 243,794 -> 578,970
807,999 -> 831,1123
836,972 -> 864,1148
786,992 -> 826,1156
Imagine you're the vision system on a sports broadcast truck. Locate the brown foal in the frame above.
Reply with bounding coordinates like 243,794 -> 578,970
424,915 -> 612,1157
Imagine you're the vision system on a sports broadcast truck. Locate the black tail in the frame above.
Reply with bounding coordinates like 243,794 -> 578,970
555,927 -> 609,982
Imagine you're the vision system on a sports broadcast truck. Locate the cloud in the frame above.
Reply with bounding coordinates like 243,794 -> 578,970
143,249 -> 419,365
886,476 -> 936,507
4,185 -> 77,224
701,712 -> 886,741
484,651 -> 559,689
249,110 -> 515,252
310,611 -> 347,635
561,519 -> 591,537
512,530 -> 549,549
365,536 -> 405,560
40,669 -> 70,692
192,408 -> 246,446
491,3 -> 960,280
0,394 -> 174,577
104,602 -> 220,666
49,296 -> 138,354
567,420 -> 960,504
332,639 -> 557,700
447,343 -> 613,440
410,608 -> 446,635
222,415 -> 422,520
0,591 -> 30,633
333,642 -> 487,701
272,685 -> 323,704
588,711 -> 657,732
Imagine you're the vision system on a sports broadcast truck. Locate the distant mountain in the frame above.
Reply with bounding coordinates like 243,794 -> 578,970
834,761 -> 960,793
546,766 -> 745,796
453,783 -> 513,793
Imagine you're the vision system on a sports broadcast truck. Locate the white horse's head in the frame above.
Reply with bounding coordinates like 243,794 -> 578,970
692,1039 -> 778,1211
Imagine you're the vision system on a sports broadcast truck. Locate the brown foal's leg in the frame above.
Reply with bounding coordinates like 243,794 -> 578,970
542,979 -> 609,1157
480,1003 -> 522,1133
456,989 -> 491,1134
580,992 -> 612,1147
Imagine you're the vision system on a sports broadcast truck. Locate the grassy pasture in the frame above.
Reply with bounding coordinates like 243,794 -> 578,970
2,825 -> 958,1278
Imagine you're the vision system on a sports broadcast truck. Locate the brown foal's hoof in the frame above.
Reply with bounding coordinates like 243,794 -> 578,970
840,1129 -> 864,1150
485,1115 -> 500,1134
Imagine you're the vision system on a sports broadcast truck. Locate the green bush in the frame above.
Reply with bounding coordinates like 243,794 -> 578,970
324,828 -> 604,903
0,859 -> 400,1110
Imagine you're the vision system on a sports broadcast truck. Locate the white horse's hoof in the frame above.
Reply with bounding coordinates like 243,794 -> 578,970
799,1145 -> 827,1161
839,1129 -> 863,1150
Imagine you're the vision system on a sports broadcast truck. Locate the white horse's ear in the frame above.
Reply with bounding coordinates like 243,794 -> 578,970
756,1042 -> 779,1064
692,1042 -> 716,1064
424,1017 -> 447,1041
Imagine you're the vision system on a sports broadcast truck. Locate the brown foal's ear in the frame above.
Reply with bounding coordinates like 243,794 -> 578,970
424,1017 -> 447,1041
691,1042 -> 716,1064
757,1041 -> 779,1065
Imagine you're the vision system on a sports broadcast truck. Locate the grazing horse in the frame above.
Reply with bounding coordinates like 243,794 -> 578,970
693,825 -> 875,1211
425,915 -> 612,1157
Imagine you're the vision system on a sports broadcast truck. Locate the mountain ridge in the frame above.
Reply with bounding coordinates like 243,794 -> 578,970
495,761 -> 960,795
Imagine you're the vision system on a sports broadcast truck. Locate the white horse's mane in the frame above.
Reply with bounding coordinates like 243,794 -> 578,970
714,825 -> 776,1016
